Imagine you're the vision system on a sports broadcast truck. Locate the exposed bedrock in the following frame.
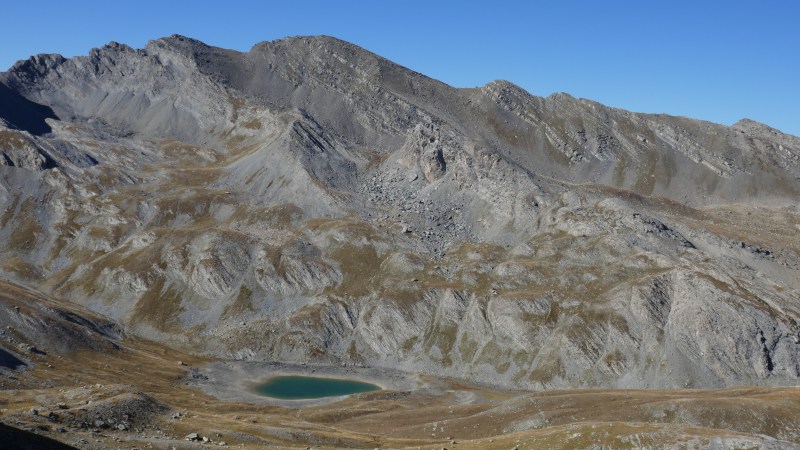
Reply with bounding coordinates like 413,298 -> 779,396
0,35 -> 799,389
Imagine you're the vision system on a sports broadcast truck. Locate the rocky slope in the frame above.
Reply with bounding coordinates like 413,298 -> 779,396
0,280 -> 121,381
1,35 -> 799,390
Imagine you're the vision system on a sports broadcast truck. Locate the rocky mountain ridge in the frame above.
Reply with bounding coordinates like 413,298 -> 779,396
1,35 -> 799,390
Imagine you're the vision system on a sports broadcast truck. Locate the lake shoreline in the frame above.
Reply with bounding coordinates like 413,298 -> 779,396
187,360 -> 425,407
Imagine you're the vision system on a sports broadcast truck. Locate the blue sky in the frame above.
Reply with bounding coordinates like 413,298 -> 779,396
2,1 -> 798,136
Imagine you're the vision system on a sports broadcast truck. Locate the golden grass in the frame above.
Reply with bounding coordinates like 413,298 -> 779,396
2,332 -> 800,449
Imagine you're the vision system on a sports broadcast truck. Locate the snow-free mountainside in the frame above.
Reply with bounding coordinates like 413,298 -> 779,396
2,34 -> 800,398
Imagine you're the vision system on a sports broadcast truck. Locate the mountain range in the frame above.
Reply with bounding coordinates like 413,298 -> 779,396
1,36 -> 800,447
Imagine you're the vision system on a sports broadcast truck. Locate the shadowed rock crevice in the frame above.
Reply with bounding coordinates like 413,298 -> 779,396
0,346 -> 26,369
0,82 -> 57,135
0,423 -> 77,449
759,330 -> 775,373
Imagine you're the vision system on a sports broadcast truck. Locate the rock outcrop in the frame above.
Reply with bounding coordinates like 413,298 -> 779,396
0,35 -> 799,390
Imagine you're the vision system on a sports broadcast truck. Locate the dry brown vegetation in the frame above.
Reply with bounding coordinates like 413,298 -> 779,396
3,338 -> 800,449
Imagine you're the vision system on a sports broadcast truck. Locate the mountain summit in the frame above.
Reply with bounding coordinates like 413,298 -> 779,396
0,36 -> 799,392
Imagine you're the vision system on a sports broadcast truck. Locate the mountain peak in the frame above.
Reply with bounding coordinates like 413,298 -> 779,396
149,33 -> 206,46
145,34 -> 214,55
1,31 -> 800,450
1,34 -> 800,419
1,34 -> 798,197
6,53 -> 66,78
733,117 -> 794,138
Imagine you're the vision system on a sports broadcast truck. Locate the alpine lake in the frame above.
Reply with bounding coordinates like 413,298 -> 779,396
255,375 -> 381,400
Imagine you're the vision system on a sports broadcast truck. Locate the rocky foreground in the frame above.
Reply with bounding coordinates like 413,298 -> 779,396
1,35 -> 799,448
2,280 -> 800,449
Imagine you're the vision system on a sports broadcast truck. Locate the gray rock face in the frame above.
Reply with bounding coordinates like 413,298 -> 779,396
0,280 -> 121,375
0,35 -> 799,390
0,129 -> 55,170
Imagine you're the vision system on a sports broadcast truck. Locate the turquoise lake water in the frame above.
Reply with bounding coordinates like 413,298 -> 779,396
255,375 -> 381,399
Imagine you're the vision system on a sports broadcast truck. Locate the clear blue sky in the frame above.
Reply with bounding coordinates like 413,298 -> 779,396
2,1 -> 798,136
